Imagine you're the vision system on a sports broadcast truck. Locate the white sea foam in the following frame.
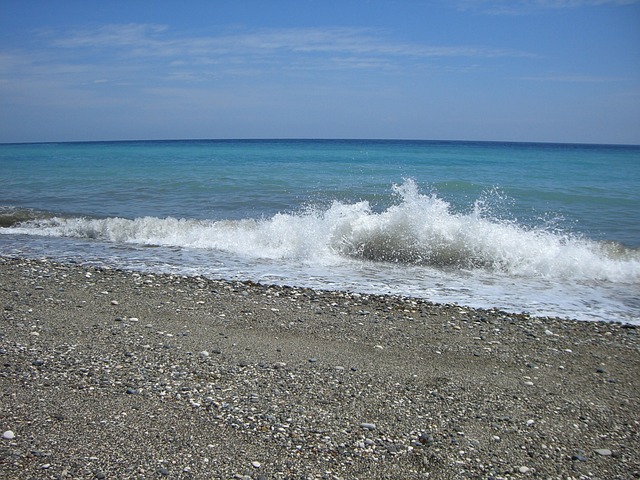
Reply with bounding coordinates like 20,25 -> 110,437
6,180 -> 639,285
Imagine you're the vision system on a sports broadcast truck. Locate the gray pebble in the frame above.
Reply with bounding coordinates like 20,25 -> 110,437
360,422 -> 376,430
595,448 -> 612,456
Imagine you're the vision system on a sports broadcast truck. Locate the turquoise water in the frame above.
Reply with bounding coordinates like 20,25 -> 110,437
1,139 -> 639,323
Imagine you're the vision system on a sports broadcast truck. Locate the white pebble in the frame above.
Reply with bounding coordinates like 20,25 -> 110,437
2,430 -> 15,440
518,466 -> 530,473
251,461 -> 261,468
526,419 -> 535,426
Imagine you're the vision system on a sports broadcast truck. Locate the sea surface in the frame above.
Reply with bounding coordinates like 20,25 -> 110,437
1,139 -> 639,324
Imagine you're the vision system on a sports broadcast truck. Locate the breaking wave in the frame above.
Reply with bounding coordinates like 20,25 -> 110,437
2,180 -> 639,283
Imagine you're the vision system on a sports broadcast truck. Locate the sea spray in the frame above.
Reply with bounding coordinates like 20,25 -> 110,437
5,180 -> 639,284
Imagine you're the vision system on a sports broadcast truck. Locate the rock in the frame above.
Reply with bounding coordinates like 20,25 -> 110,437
595,448 -> 612,456
126,387 -> 137,395
418,433 -> 434,445
2,430 -> 15,440
251,461 -> 261,468
360,422 -> 376,430
518,466 -> 530,473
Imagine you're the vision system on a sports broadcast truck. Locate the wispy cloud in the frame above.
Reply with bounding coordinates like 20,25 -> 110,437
457,0 -> 640,14
518,73 -> 630,82
49,24 -> 536,63
0,24 -> 537,90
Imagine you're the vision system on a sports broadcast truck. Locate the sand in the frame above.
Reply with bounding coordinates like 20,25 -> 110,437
1,256 -> 638,479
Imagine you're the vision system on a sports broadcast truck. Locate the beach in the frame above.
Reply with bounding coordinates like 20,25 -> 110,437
1,256 -> 638,479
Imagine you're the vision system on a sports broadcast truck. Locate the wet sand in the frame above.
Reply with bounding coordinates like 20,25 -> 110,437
1,256 -> 638,479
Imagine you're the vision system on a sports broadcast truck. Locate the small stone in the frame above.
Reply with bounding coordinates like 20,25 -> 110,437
2,430 -> 15,440
126,388 -> 137,395
524,381 -> 534,386
158,467 -> 170,475
526,419 -> 535,426
360,422 -> 376,430
595,448 -> 612,456
94,472 -> 106,479
308,357 -> 317,363
518,466 -> 530,473
111,300 -> 119,305
251,461 -> 261,468
199,350 -> 210,358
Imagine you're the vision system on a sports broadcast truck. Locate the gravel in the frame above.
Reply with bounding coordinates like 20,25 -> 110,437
1,256 -> 639,479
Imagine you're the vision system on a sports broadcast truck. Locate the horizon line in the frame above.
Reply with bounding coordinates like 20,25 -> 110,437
2,137 -> 639,148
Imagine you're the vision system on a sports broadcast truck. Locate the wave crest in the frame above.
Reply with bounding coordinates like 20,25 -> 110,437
4,180 -> 639,283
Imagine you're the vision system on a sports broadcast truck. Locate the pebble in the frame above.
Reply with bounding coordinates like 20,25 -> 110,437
360,422 -> 376,430
2,430 -> 15,440
251,461 -> 261,468
595,448 -> 612,456
518,466 -> 530,473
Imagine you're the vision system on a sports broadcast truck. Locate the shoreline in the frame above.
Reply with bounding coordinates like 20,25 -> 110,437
1,256 -> 638,479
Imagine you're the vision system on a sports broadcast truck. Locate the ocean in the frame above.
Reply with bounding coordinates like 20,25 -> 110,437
1,139 -> 639,324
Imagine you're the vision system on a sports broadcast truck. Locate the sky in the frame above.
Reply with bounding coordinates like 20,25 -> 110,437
1,0 -> 639,144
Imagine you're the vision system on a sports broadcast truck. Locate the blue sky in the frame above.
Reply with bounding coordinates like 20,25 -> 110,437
1,0 -> 639,144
